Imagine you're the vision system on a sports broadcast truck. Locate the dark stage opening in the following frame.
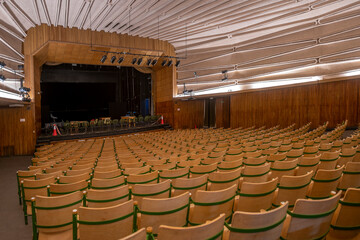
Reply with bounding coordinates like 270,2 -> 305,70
40,63 -> 152,126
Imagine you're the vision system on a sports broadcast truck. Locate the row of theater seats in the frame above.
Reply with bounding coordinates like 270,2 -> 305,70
17,121 -> 360,239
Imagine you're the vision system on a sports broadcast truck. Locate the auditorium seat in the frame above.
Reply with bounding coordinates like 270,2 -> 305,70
126,170 -> 158,185
280,191 -> 341,240
57,172 -> 91,184
188,185 -> 236,225
319,151 -> 340,170
177,159 -> 201,168
123,165 -> 151,176
156,213 -> 225,240
20,177 -> 56,224
73,200 -> 135,240
337,147 -> 357,167
218,159 -> 243,172
131,180 -> 171,207
189,163 -> 217,178
48,180 -> 89,196
16,169 -> 43,204
243,155 -> 267,166
93,169 -> 122,179
235,178 -> 278,212
269,158 -> 298,180
306,166 -> 344,199
241,163 -> 271,183
296,155 -> 320,176
272,171 -> 313,208
36,171 -> 63,180
223,202 -> 288,240
172,174 -> 208,197
86,185 -> 129,208
266,152 -> 287,166
31,191 -> 83,240
328,188 -> 360,240
208,168 -> 242,191
337,162 -> 360,192
159,167 -> 189,182
119,228 -> 146,240
136,192 -> 189,234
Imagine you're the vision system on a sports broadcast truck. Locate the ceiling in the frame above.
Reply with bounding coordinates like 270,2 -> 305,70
1,0 -> 360,98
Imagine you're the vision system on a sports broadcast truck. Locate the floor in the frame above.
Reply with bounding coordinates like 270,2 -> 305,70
0,156 -> 33,240
0,129 -> 355,240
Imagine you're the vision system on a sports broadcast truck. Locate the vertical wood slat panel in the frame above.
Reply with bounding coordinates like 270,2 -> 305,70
230,80 -> 359,129
173,100 -> 205,129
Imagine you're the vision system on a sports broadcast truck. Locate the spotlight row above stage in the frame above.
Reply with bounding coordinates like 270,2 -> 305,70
100,54 -> 179,67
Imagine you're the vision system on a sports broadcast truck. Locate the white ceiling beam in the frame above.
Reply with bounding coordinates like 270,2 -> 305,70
0,54 -> 23,64
0,35 -> 24,59
80,0 -> 95,29
70,0 -> 86,28
55,0 -> 62,27
1,65 -> 24,78
93,0 -> 121,31
64,0 -> 69,28
6,0 -> 36,27
0,23 -> 24,42
40,0 -> 51,25
32,0 -> 41,25
0,2 -> 26,37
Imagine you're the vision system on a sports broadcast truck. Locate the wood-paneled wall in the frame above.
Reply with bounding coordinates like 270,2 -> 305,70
173,100 -> 205,129
230,79 -> 360,129
0,106 -> 35,156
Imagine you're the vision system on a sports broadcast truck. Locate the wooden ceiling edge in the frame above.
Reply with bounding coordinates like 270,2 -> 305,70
173,76 -> 360,100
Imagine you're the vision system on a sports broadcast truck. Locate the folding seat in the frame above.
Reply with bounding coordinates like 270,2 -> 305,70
120,228 -> 146,240
188,185 -> 236,225
280,191 -> 341,240
266,152 -> 287,166
354,145 -> 360,162
319,142 -> 332,152
337,147 -> 357,167
94,164 -> 119,172
307,166 -> 344,199
85,185 -> 130,208
156,213 -> 224,240
151,161 -> 176,171
278,144 -> 292,153
226,148 -> 243,156
223,154 -> 243,162
319,151 -> 340,170
136,192 -> 190,234
292,141 -> 305,149
48,180 -> 89,196
120,161 -> 144,169
16,169 -> 42,204
303,145 -> 319,157
243,150 -> 262,159
126,171 -> 159,186
270,158 -> 298,180
188,153 -> 207,160
243,155 -> 267,166
159,167 -> 189,182
262,147 -> 279,156
123,165 -> 151,176
71,162 -> 94,170
208,168 -> 242,191
176,159 -> 201,168
145,158 -> 167,166
235,178 -> 278,212
337,162 -> 360,192
223,202 -> 288,240
189,163 -> 217,178
31,191 -> 83,240
93,169 -> 122,179
272,171 -> 313,208
243,145 -> 258,153
36,171 -> 63,180
286,148 -> 304,160
73,200 -> 135,240
172,174 -> 208,197
57,172 -> 91,184
91,175 -> 126,190
296,154 -> 320,176
327,188 -> 360,240
131,180 -> 171,207
241,163 -> 271,183
65,168 -> 93,176
20,177 -> 56,224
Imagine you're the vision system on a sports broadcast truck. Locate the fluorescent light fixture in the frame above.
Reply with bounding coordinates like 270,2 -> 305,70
342,69 -> 360,77
0,89 -> 22,101
175,76 -> 322,98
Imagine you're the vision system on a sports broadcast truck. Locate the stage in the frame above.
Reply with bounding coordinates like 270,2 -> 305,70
36,123 -> 172,145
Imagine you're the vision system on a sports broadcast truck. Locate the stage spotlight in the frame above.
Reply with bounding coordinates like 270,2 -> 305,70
100,55 -> 107,63
117,57 -> 124,64
167,60 -> 173,67
152,59 -> 158,66
110,56 -> 116,64
0,74 -> 5,82
161,60 -> 167,66
137,58 -> 143,65
175,60 -> 181,67
131,58 -> 137,64
19,87 -> 31,92
146,59 -> 152,66
0,61 -> 6,68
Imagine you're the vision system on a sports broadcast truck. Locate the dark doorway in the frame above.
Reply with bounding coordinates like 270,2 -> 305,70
204,98 -> 216,128
40,63 -> 151,126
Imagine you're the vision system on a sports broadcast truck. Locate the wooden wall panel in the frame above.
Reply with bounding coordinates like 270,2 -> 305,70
0,105 -> 36,156
230,80 -> 359,129
155,101 -> 174,127
216,96 -> 230,128
173,100 -> 205,129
